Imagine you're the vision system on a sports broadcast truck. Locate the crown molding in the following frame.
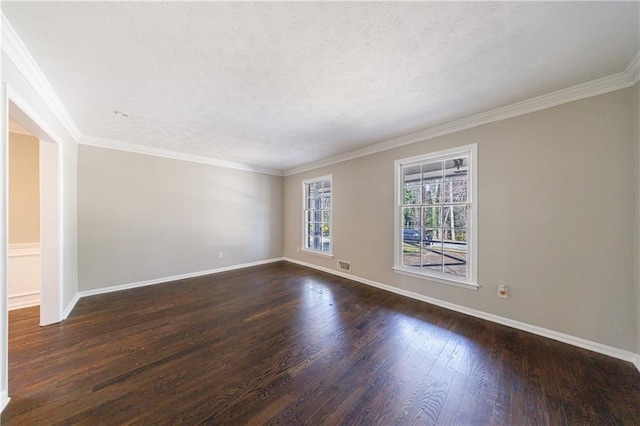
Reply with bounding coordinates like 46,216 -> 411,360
284,52 -> 640,177
1,12 -> 82,141
626,51 -> 640,85
79,136 -> 283,176
3,8 -> 637,178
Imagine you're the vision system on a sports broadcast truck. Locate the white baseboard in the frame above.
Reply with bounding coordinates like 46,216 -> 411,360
1,392 -> 9,413
8,291 -> 40,310
62,292 -> 80,320
284,257 -> 640,372
78,257 -> 285,298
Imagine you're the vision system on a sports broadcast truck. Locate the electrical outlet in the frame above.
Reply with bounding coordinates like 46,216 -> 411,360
218,251 -> 223,259
498,285 -> 509,299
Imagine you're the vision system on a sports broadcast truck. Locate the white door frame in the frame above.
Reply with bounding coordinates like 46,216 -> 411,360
38,139 -> 61,325
1,82 -> 10,413
7,88 -> 64,326
1,84 -> 65,412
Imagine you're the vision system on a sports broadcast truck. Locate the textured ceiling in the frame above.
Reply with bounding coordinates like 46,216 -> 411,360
2,2 -> 639,172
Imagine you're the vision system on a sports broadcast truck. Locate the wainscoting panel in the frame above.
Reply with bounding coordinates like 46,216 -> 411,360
8,243 -> 40,310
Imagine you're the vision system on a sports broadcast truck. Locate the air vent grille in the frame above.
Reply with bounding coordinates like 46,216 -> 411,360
337,260 -> 351,272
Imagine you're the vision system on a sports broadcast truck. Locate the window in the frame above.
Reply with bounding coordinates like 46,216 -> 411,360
302,175 -> 332,256
394,144 -> 477,288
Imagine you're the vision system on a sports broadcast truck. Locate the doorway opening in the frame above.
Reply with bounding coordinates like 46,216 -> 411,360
2,87 -> 66,413
7,101 -> 62,326
7,119 -> 41,313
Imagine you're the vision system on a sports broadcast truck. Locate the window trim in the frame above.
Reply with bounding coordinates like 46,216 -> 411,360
301,175 -> 333,258
393,144 -> 478,289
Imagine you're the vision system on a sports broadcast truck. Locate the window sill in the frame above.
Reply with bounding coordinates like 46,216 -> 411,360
301,249 -> 334,259
393,267 -> 479,290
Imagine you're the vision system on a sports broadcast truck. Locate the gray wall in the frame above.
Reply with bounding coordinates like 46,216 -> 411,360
78,145 -> 283,291
635,81 -> 640,357
284,87 -> 638,353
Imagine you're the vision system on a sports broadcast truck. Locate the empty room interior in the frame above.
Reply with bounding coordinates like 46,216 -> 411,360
1,1 -> 640,424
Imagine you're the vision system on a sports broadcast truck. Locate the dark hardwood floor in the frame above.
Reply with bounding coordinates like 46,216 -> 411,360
2,261 -> 639,425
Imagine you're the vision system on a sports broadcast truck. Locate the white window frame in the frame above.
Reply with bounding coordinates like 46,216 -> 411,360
301,175 -> 333,258
393,144 -> 478,289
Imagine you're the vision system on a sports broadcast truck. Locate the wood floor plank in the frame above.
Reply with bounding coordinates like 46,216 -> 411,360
2,261 -> 639,425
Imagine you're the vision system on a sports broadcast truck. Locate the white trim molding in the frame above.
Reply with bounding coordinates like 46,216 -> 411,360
4,85 -> 65,327
626,52 -> 640,85
284,52 -> 640,177
79,136 -> 283,177
393,144 -> 478,289
301,174 -> 333,257
8,291 -> 39,311
1,13 -> 82,141
284,257 -> 640,372
4,6 -> 637,180
62,292 -> 80,321
7,86 -> 67,147
1,78 -> 10,418
78,257 -> 285,299
0,392 -> 9,413
7,244 -> 41,310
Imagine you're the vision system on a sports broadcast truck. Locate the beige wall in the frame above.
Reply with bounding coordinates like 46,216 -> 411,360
8,132 -> 40,244
284,87 -> 637,353
78,145 -> 284,291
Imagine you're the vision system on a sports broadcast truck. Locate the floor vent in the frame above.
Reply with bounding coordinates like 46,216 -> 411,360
337,260 -> 351,272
